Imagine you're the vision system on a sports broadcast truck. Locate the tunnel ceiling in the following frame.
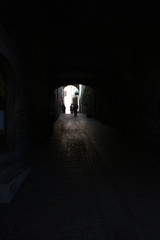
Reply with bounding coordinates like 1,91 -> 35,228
0,0 -> 158,85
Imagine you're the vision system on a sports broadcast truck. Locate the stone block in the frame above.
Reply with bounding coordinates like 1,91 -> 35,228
0,167 -> 31,204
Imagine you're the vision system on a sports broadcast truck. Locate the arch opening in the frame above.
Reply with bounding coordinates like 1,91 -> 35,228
63,85 -> 79,114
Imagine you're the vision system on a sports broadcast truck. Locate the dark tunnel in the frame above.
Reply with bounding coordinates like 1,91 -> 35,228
0,0 -> 160,239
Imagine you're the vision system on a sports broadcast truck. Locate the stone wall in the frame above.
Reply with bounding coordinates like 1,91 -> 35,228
0,25 -> 50,157
79,86 -> 96,118
50,87 -> 64,122
79,76 -> 154,148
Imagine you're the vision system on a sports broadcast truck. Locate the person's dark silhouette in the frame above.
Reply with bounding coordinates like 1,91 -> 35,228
62,104 -> 66,113
73,104 -> 78,117
70,104 -> 74,114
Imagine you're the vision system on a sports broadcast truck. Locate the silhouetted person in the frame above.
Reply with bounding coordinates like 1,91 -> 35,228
70,104 -> 74,114
62,104 -> 66,113
73,104 -> 78,117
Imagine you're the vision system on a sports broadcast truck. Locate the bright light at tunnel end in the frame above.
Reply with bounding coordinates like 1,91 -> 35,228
64,85 -> 80,114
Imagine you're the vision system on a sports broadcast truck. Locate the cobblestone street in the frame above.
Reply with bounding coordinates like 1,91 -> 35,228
0,113 -> 159,240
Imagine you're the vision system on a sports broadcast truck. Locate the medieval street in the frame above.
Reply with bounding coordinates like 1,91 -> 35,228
0,113 -> 159,240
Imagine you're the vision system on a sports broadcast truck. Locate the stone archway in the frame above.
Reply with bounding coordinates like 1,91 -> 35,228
63,84 -> 79,90
63,85 -> 79,114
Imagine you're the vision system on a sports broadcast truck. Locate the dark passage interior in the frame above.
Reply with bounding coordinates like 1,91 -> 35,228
0,1 -> 160,239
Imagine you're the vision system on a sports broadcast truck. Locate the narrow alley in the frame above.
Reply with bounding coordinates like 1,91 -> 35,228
1,113 -> 159,240
0,2 -> 160,240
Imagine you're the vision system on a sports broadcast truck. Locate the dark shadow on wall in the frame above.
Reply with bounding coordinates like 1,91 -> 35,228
0,53 -> 16,153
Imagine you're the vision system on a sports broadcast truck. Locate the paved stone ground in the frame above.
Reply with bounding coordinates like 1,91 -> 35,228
0,113 -> 159,239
